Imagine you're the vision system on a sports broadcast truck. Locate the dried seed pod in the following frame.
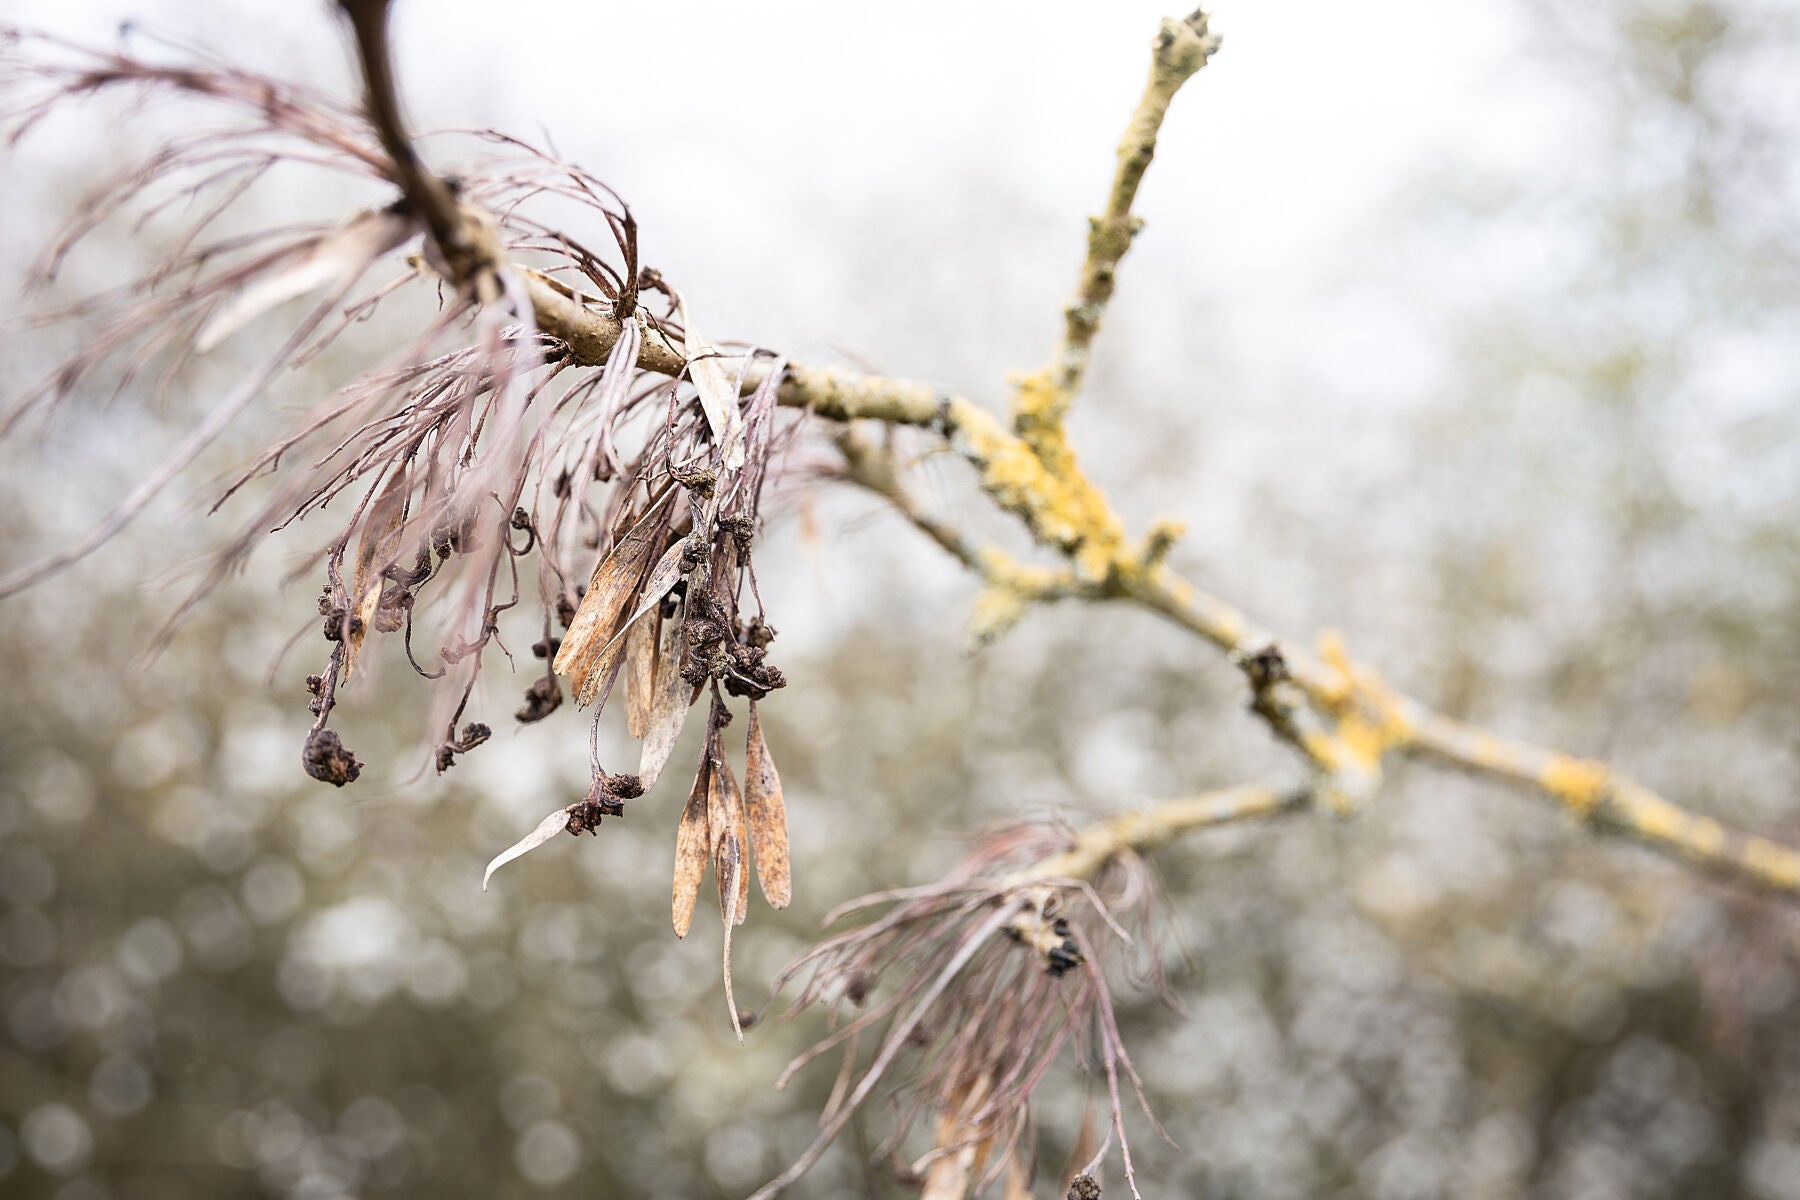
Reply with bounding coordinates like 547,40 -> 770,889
554,492 -> 671,706
709,742 -> 750,927
624,611 -> 658,739
638,607 -> 691,790
745,701 -> 791,909
568,535 -> 688,712
671,751 -> 712,938
344,466 -> 408,678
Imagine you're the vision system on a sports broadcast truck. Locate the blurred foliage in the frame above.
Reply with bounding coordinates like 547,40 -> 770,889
4,1 -> 1800,1198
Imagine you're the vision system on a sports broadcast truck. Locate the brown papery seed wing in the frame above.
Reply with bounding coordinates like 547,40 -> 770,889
745,702 -> 792,909
708,746 -> 750,927
638,610 -> 690,791
344,465 -> 408,678
553,493 -> 670,706
671,752 -> 711,938
577,537 -> 686,712
624,612 -> 658,739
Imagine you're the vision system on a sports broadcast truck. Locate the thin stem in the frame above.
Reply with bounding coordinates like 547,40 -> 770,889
1020,785 -> 1310,887
1031,8 -> 1222,417
337,0 -> 466,271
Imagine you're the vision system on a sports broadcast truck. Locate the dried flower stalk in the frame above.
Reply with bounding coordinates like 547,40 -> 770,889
754,785 -> 1304,1200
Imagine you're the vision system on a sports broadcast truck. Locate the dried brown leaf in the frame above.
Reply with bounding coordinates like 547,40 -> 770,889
671,753 -> 712,938
745,701 -> 792,909
638,609 -> 690,791
709,743 -> 750,927
722,837 -> 745,1044
624,611 -> 658,740
344,465 -> 408,679
677,295 -> 746,471
554,492 -> 671,706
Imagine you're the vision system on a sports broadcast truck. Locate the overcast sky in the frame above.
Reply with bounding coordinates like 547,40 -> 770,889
5,0 -> 1527,386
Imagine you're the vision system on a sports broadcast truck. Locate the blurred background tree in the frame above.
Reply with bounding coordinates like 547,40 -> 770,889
2,1 -> 1799,1198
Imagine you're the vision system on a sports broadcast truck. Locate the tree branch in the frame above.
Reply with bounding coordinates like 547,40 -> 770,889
833,428 -> 1084,643
318,0 -> 1800,905
1127,575 -> 1800,896
339,0 -> 498,292
1021,7 -> 1222,424
1020,784 -> 1309,886
517,264 -> 1800,900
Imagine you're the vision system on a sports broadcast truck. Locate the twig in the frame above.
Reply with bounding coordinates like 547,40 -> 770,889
1019,784 -> 1309,886
834,428 -> 1084,643
337,0 -> 470,279
1019,8 -> 1223,428
1128,576 -> 1800,895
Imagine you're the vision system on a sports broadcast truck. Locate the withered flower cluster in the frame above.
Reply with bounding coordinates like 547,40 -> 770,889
752,824 -> 1171,1200
2,13 -> 1180,1197
0,22 -> 795,934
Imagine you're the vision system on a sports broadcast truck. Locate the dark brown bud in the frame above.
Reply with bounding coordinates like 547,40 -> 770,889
302,729 -> 362,787
516,675 -> 562,723
1068,1175 -> 1102,1200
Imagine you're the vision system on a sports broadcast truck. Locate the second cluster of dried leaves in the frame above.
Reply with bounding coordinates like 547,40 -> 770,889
674,695 -> 790,937
671,695 -> 790,1036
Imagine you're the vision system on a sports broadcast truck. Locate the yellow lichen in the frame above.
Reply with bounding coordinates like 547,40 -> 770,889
1540,754 -> 1611,820
1315,630 -> 1355,709
969,584 -> 1029,644
947,395 -> 1128,586
1632,799 -> 1724,858
1303,631 -> 1413,776
1299,729 -> 1344,773
1739,836 -> 1800,890
1009,367 -> 1073,440
967,548 -> 1073,644
1335,711 -> 1397,773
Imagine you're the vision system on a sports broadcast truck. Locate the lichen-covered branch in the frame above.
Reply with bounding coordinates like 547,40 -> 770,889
1021,784 -> 1309,886
1019,7 -> 1222,424
989,7 -> 1223,589
833,428 -> 1085,643
1407,703 -> 1800,893
517,262 -> 1800,899
1126,574 -> 1800,897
